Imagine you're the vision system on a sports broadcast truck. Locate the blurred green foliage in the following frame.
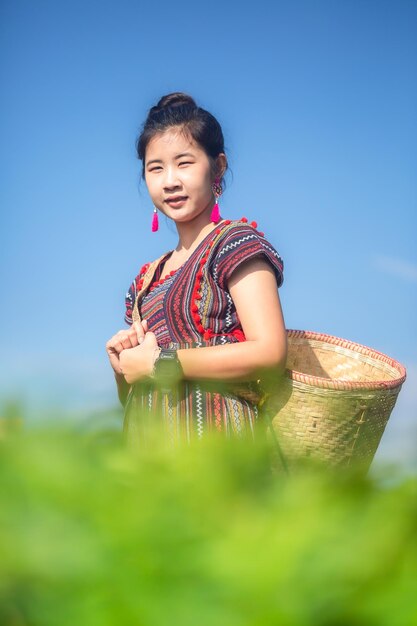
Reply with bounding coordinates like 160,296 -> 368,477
0,410 -> 416,626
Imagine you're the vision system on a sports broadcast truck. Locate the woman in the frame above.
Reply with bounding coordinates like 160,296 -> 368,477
106,93 -> 287,446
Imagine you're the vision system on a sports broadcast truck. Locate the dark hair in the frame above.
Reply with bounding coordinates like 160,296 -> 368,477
136,92 -> 227,187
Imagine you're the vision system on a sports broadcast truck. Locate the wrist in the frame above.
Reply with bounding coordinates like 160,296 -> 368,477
151,348 -> 184,391
150,347 -> 162,376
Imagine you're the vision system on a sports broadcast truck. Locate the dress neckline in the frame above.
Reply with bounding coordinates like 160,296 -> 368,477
158,220 -> 227,279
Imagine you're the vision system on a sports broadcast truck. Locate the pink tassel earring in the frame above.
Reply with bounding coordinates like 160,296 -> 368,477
210,177 -> 222,224
151,207 -> 159,232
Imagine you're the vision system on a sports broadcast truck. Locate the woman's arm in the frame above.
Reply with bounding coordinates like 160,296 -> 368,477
119,258 -> 287,384
114,373 -> 131,407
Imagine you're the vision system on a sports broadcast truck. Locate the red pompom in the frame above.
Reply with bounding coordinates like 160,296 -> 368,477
241,217 -> 248,223
250,221 -> 258,228
233,329 -> 246,342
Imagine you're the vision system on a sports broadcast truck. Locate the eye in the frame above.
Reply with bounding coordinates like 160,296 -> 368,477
179,161 -> 193,167
149,166 -> 162,172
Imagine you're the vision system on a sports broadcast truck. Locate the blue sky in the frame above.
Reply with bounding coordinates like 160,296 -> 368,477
1,0 -> 416,467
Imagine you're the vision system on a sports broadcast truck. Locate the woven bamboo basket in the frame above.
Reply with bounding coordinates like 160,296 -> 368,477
264,330 -> 407,472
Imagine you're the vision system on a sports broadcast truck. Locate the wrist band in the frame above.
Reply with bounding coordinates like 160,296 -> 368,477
152,348 -> 183,391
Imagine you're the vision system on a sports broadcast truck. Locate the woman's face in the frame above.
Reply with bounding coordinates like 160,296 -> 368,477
144,128 -> 222,225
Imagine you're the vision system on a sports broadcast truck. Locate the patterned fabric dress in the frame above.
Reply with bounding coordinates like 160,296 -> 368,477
123,218 -> 284,447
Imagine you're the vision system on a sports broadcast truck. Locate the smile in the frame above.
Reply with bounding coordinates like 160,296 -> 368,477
165,196 -> 188,207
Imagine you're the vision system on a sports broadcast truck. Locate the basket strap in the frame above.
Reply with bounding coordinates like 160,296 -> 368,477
132,254 -> 168,324
260,404 -> 289,475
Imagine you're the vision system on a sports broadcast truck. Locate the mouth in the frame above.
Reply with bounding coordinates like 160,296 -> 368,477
164,195 -> 188,207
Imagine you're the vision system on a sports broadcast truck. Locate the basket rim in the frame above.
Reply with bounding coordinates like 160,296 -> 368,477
285,329 -> 407,391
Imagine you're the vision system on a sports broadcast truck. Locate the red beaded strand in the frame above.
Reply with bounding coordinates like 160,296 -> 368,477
135,262 -> 151,293
149,267 -> 179,292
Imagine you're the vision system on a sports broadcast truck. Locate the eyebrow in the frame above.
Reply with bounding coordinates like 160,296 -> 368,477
146,152 -> 196,167
175,152 -> 195,159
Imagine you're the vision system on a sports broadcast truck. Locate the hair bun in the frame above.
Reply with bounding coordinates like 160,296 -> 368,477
137,92 -> 226,178
157,92 -> 197,109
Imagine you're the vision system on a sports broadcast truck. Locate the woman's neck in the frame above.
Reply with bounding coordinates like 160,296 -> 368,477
174,210 -> 221,252
159,208 -> 223,276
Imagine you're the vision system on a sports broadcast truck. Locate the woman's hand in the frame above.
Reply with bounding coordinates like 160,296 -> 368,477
119,331 -> 160,384
106,320 -> 148,375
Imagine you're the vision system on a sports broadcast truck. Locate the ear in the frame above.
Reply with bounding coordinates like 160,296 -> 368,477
215,153 -> 227,179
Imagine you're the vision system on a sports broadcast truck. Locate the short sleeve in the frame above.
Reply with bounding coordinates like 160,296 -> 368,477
213,224 -> 284,290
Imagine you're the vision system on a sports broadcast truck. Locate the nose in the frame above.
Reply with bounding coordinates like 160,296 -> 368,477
163,166 -> 181,191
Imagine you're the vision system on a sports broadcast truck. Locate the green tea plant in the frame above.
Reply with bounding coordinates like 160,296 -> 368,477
0,412 -> 416,626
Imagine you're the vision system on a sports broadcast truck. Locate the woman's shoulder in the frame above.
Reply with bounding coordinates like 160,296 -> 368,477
130,251 -> 171,285
124,252 -> 170,324
216,216 -> 264,237
213,216 -> 279,250
210,216 -> 284,288
213,217 -> 282,256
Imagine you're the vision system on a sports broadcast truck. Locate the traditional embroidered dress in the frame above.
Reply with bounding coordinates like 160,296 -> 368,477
123,218 -> 284,446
